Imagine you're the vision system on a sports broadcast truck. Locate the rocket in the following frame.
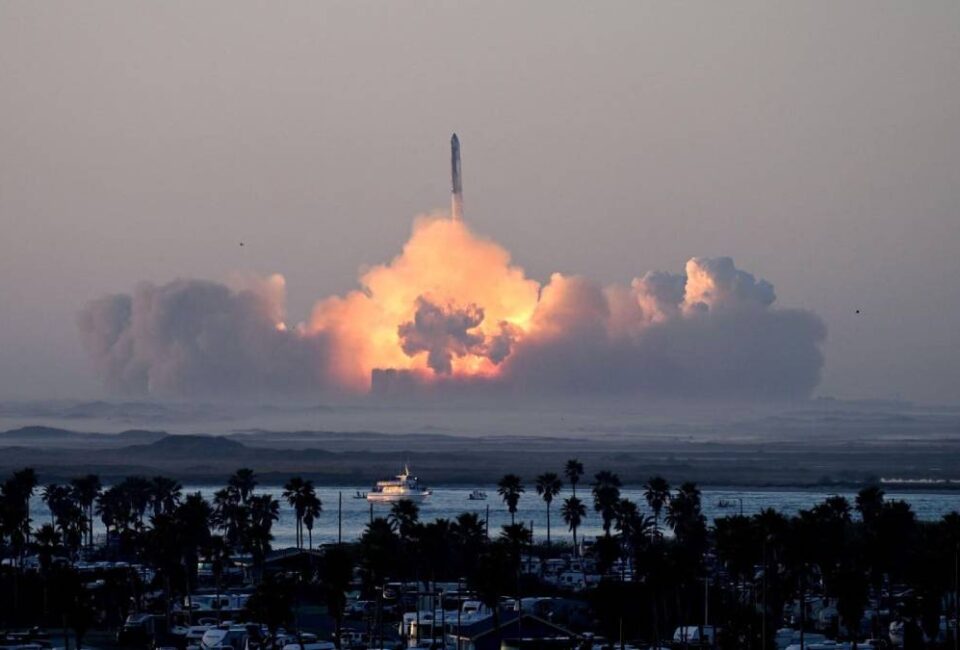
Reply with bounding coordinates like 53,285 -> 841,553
451,133 -> 463,220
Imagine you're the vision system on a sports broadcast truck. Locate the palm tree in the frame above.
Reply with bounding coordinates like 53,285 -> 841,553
12,468 -> 37,544
452,512 -> 486,575
150,476 -> 182,517
69,475 -> 101,548
119,476 -> 153,526
592,471 -> 622,535
302,490 -> 322,550
33,523 -> 60,622
229,468 -> 258,504
499,522 -> 533,547
212,486 -> 249,552
283,476 -> 307,549
561,496 -> 586,555
96,485 -> 135,537
248,493 -> 280,578
204,534 -> 232,623
855,485 -> 885,526
666,481 -> 705,547
42,484 -> 70,526
55,498 -> 87,557
360,517 -> 399,587
534,472 -> 563,544
835,564 -> 869,650
497,474 -> 524,525
243,574 -> 295,637
564,459 -> 584,498
175,492 -> 213,598
643,475 -> 671,537
2,477 -> 32,574
388,499 -> 420,541
320,545 -> 353,648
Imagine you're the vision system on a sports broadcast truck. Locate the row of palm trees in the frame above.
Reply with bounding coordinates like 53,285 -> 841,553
496,459 -> 696,553
0,468 -> 285,571
281,476 -> 322,550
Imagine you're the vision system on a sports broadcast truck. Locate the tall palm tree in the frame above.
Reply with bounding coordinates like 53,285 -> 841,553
666,481 -> 704,546
564,459 -> 584,498
212,486 -> 249,552
561,496 -> 586,555
248,494 -> 280,578
42,484 -> 70,526
592,471 -> 622,535
33,523 -> 61,623
150,476 -> 182,517
69,475 -> 101,548
55,498 -> 87,557
497,474 -> 524,525
452,512 -> 486,574
320,545 -> 353,648
119,476 -> 153,526
643,475 -> 671,537
534,472 -> 563,544
283,477 -> 307,549
229,468 -> 258,504
96,485 -> 135,537
12,468 -> 37,545
302,490 -> 322,551
204,534 -> 232,624
175,492 -> 213,602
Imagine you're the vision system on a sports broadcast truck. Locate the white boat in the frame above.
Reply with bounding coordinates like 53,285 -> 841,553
468,489 -> 487,500
366,465 -> 432,502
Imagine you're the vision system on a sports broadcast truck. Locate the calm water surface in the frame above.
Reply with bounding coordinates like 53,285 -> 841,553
29,485 -> 960,549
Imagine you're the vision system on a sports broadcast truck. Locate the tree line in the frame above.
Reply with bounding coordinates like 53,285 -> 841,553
3,463 -> 960,649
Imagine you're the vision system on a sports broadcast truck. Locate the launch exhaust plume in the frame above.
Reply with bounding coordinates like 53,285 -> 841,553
451,133 -> 463,220
77,136 -> 826,400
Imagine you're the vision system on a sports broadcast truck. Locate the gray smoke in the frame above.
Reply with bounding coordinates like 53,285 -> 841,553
397,297 -> 519,374
77,277 -> 329,397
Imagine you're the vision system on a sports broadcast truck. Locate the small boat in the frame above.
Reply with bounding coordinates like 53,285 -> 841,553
353,490 -> 367,499
467,489 -> 487,501
716,499 -> 734,508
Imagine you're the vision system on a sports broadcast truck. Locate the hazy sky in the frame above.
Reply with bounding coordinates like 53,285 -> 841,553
2,2 -> 958,403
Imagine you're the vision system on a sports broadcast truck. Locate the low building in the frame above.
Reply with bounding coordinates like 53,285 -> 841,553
446,611 -> 577,650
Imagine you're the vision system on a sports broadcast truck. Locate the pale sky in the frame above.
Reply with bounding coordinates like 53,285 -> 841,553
1,1 -> 958,403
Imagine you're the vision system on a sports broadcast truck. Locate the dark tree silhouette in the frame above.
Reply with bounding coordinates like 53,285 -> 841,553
497,474 -> 524,525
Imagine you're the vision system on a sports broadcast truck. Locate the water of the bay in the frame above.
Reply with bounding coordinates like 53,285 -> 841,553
29,485 -> 959,549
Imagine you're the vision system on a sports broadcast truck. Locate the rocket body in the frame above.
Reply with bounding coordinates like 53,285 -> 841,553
451,133 -> 463,220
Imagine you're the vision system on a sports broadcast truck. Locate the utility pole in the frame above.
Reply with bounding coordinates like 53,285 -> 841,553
457,576 -> 463,650
440,590 -> 446,650
762,537 -> 768,650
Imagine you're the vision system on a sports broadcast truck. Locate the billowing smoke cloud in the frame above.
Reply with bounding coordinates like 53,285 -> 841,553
398,298 -> 487,374
77,275 -> 330,396
79,217 -> 826,400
